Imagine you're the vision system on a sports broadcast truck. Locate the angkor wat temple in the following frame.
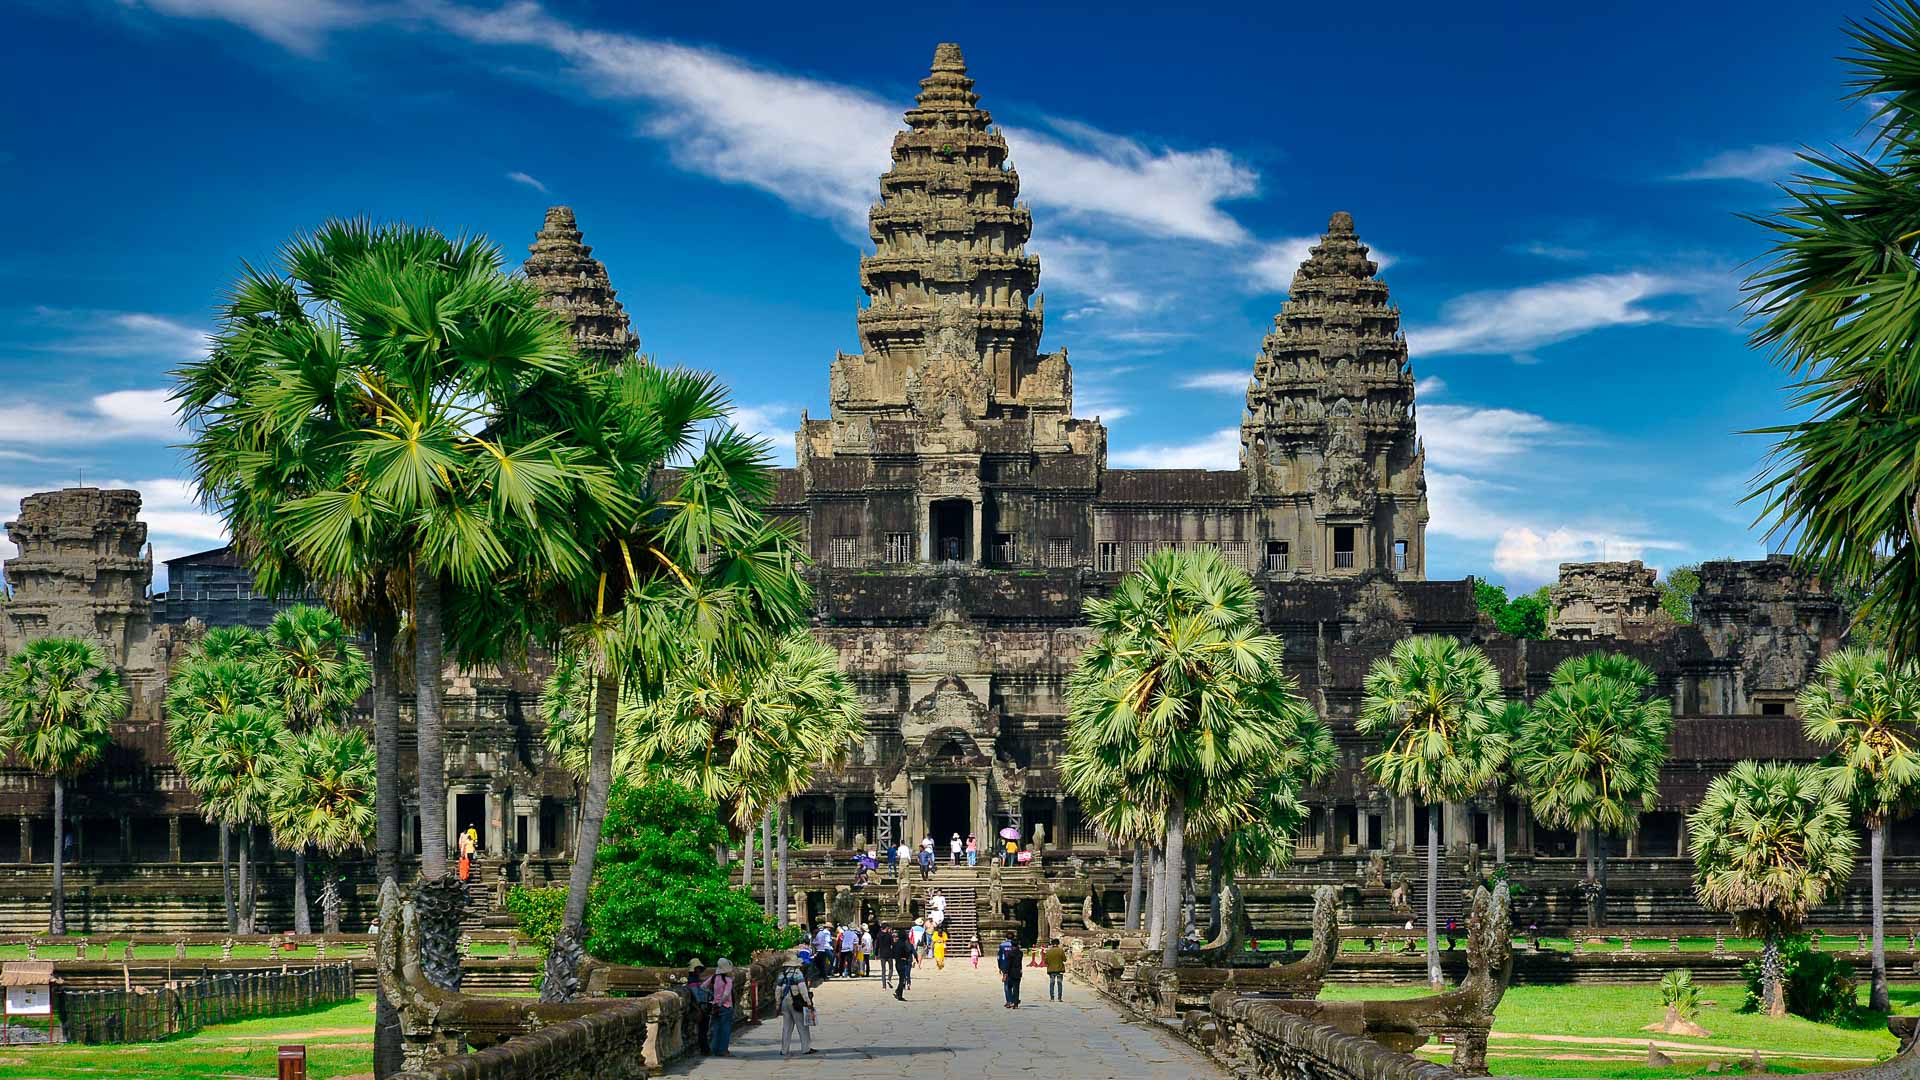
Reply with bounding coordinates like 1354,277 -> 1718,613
0,44 -> 1898,935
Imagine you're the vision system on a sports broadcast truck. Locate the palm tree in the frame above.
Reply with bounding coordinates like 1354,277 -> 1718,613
1797,647 -> 1920,1011
1063,546 -> 1324,967
1689,761 -> 1857,1017
1512,652 -> 1672,928
165,644 -> 275,932
1357,634 -> 1508,989
0,638 -> 127,935
261,605 -> 370,933
1742,2 -> 1920,662
177,220 -> 619,893
176,704 -> 289,934
268,725 -> 376,933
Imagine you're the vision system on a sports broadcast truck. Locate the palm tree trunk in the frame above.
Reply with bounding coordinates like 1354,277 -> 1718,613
371,618 -> 402,886
1585,825 -> 1600,928
49,776 -> 65,936
369,616 -> 403,1080
292,847 -> 311,935
238,826 -> 252,936
220,822 -> 235,933
1126,841 -> 1143,930
761,811 -> 774,916
1762,929 -> 1786,1018
1207,841 -> 1225,938
1146,845 -> 1163,948
413,572 -> 449,880
1595,829 -> 1609,929
559,673 -> 618,937
1162,802 -> 1187,968
1872,820 -> 1890,1012
776,800 -> 790,927
1493,798 -> 1506,866
1426,802 -> 1441,990
741,811 -> 756,891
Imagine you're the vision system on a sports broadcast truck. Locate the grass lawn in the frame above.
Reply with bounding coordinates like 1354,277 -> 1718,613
0,994 -> 377,1079
1319,981 -> 1914,1076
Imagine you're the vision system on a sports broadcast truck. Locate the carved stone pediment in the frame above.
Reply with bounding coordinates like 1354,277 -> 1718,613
902,675 -> 994,751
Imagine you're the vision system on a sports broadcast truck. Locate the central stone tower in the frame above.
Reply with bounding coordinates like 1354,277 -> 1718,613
798,44 -> 1105,570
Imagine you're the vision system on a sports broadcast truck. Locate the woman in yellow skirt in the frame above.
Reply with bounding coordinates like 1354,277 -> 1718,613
933,927 -> 948,969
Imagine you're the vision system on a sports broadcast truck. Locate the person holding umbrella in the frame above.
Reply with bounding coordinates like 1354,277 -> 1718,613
1000,826 -> 1021,866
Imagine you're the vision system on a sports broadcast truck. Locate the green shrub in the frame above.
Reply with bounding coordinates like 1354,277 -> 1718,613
1740,936 -> 1857,1021
503,884 -> 567,951
583,776 -> 802,967
1660,969 -> 1701,1020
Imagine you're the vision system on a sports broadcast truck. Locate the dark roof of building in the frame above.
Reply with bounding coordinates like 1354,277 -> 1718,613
165,545 -> 240,568
1097,469 -> 1248,505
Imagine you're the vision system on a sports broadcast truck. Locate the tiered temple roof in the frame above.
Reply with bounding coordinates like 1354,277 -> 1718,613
522,206 -> 639,365
831,43 -> 1069,423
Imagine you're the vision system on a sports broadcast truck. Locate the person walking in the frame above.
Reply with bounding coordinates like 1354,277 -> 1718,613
886,842 -> 899,876
997,932 -> 1023,1008
812,924 -> 834,980
457,827 -> 475,883
918,844 -> 934,881
896,841 -> 911,879
860,925 -> 873,976
1044,937 -> 1067,1001
709,958 -> 738,1056
892,925 -> 915,999
966,834 -> 977,866
776,955 -> 815,1058
970,937 -> 981,969
876,924 -> 895,989
1004,836 -> 1018,866
907,919 -> 925,967
950,832 -> 963,864
686,959 -> 713,1054
933,926 -> 948,969
838,923 -> 859,977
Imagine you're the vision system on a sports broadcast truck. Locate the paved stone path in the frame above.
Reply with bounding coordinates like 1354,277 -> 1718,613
662,961 -> 1220,1079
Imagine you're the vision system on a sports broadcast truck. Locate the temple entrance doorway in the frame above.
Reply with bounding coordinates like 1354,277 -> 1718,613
454,792 -> 486,853
928,782 -> 970,849
931,499 -> 971,563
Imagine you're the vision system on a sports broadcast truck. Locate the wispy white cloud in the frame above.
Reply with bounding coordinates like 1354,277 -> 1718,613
1006,119 -> 1256,244
1414,375 -> 1446,398
0,389 -> 181,446
506,170 -> 548,193
31,308 -> 210,361
1491,526 -> 1685,587
725,403 -> 797,467
1514,240 -> 1590,262
1672,144 -> 1800,183
1418,403 -> 1563,470
118,0 -> 368,54
1109,427 -> 1240,470
1406,272 -> 1710,358
1178,371 -> 1250,393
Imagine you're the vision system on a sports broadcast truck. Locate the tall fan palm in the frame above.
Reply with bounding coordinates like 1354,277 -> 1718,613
1798,647 -> 1920,1011
268,725 -> 376,933
165,645 -> 275,932
1743,1 -> 1920,662
176,220 -> 621,894
1357,634 -> 1508,989
1063,546 -> 1323,967
261,605 -> 370,932
1512,652 -> 1672,928
177,705 -> 289,935
1689,761 -> 1857,1017
0,638 -> 127,935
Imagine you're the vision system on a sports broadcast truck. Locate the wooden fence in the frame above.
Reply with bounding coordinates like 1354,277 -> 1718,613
53,962 -> 355,1044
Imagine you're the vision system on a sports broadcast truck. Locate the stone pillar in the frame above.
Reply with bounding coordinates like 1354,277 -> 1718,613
488,787 -> 508,856
970,775 -> 989,841
1052,794 -> 1067,851
119,815 -> 132,863
971,502 -> 984,566
528,802 -> 544,856
18,816 -> 29,864
832,794 -> 848,851
1321,805 -> 1341,856
1625,828 -> 1637,859
907,782 -> 925,846
168,815 -> 181,863
445,788 -> 461,859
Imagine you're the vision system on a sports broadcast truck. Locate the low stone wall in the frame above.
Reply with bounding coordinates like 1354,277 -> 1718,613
1209,996 -> 1460,1080
389,996 -> 656,1080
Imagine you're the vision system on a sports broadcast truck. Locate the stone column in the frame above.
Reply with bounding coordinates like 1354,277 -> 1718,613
119,815 -> 132,863
1052,794 -> 1067,851
488,787 -> 508,856
907,781 -> 925,846
970,775 -> 989,842
168,815 -> 181,863
832,794 -> 848,851
17,816 -> 29,864
971,501 -> 984,566
445,788 -> 461,860
1624,828 -> 1637,859
528,802 -> 544,856
1321,805 -> 1341,856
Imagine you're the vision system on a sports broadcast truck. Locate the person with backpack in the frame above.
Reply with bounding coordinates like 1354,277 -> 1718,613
997,932 -> 1023,1008
776,955 -> 816,1058
708,958 -> 738,1056
892,924 -> 915,999
875,924 -> 896,989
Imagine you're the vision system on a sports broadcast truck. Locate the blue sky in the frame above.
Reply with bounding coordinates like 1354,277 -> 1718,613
0,0 -> 1876,589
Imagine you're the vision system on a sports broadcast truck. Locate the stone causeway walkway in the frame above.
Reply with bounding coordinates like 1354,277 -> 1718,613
661,960 -> 1220,1079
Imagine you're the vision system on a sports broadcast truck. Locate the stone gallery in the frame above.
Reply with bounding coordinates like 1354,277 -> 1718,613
0,44 -> 1870,934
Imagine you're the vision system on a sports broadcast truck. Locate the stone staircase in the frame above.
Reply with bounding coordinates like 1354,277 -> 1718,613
937,886 -> 980,949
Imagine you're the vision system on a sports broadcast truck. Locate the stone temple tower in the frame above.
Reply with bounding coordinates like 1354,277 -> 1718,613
797,43 -> 1105,570
522,206 -> 639,365
1,488 -> 155,666
824,42 -> 1071,426
1239,212 -> 1429,578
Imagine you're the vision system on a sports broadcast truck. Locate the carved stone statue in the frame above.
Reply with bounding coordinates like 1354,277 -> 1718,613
1366,850 -> 1388,888
1041,884 -> 1065,943
1390,874 -> 1412,916
1032,821 -> 1046,850
987,859 -> 1005,917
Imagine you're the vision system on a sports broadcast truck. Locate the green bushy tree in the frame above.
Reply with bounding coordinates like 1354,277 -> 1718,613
1473,580 -> 1549,640
1740,936 -> 1857,1022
